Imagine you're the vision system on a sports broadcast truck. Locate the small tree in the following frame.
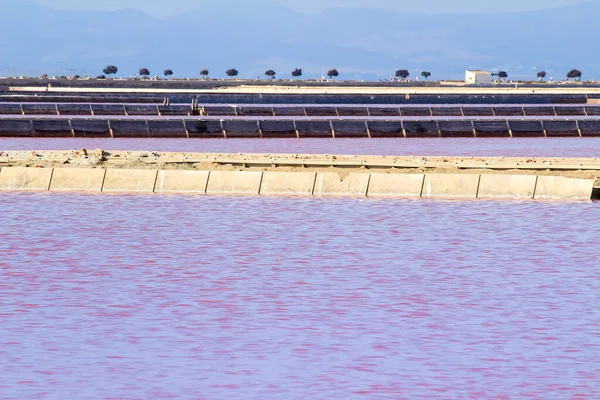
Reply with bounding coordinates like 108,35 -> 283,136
421,71 -> 431,79
265,69 -> 276,79
537,71 -> 547,81
498,71 -> 508,82
291,68 -> 302,79
139,68 -> 150,76
164,69 -> 173,78
567,69 -> 582,81
97,75 -> 106,79
102,65 -> 118,76
327,69 -> 339,79
395,69 -> 410,79
226,68 -> 239,79
200,69 -> 209,79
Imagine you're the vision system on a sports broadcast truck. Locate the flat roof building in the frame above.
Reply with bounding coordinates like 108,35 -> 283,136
465,70 -> 492,85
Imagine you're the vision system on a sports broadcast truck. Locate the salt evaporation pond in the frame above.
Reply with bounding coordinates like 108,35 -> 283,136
2,137 -> 600,157
1,193 -> 599,399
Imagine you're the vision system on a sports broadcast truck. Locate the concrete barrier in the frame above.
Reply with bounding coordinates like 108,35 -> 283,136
102,169 -> 157,193
368,107 -> 400,117
403,121 -> 439,138
147,120 -> 187,138
158,105 -> 191,116
477,175 -> 537,199
463,106 -> 494,116
431,107 -> 463,116
125,105 -> 158,116
154,170 -> 209,193
305,106 -> 338,116
422,174 -> 480,198
239,106 -> 274,116
206,171 -> 262,195
543,120 -> 579,137
260,120 -> 297,138
203,105 -> 237,116
534,176 -> 594,200
577,120 -> 600,137
313,172 -> 370,197
584,107 -> 600,116
91,104 -> 126,116
366,121 -> 403,138
524,106 -> 556,116
273,106 -> 306,116
295,120 -> 333,138
109,120 -> 149,138
32,119 -> 72,137
555,106 -> 586,116
22,104 -> 58,115
367,173 -> 425,197
438,120 -> 474,138
0,119 -> 33,137
50,168 -> 106,191
260,171 -> 316,196
71,119 -> 111,138
331,120 -> 368,138
0,167 -> 53,191
400,107 -> 431,116
473,121 -> 510,137
0,104 -> 22,115
57,103 -> 93,116
185,120 -> 224,138
493,106 -> 524,116
222,120 -> 261,138
337,107 -> 369,116
508,120 -> 544,137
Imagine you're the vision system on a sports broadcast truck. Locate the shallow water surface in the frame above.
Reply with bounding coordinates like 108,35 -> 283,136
2,137 -> 600,157
1,193 -> 599,399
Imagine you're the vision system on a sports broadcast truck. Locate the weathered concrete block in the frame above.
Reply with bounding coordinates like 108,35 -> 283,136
0,119 -> 33,137
50,168 -> 106,191
422,174 -> 480,198
367,173 -> 425,198
102,169 -> 157,193
32,119 -> 72,137
534,176 -> 594,200
147,120 -> 187,138
260,172 -> 316,196
0,167 -> 53,191
331,120 -> 368,138
313,173 -> 369,197
260,120 -> 297,138
71,119 -> 111,138
109,120 -> 149,138
155,170 -> 209,193
477,174 -> 537,199
206,171 -> 262,195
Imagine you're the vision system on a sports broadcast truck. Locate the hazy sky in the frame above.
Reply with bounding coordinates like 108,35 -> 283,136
29,0 -> 592,17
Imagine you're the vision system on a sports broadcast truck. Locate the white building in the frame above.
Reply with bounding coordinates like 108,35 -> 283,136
465,70 -> 492,85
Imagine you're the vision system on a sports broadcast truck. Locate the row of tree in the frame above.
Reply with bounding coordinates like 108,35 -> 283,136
100,65 -> 584,81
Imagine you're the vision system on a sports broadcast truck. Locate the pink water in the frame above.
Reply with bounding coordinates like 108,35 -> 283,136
1,193 -> 599,399
2,137 -> 600,157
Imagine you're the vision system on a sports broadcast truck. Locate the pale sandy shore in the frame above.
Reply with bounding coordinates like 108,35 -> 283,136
2,150 -> 599,185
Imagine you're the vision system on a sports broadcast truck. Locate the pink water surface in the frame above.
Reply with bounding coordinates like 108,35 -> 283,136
2,137 -> 600,157
1,193 -> 599,399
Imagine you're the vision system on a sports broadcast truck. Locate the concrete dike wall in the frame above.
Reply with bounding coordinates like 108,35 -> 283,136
6,103 -> 600,117
0,167 -> 595,200
3,116 -> 600,138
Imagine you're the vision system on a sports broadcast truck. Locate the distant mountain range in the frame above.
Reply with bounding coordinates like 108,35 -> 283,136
1,0 -> 599,80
